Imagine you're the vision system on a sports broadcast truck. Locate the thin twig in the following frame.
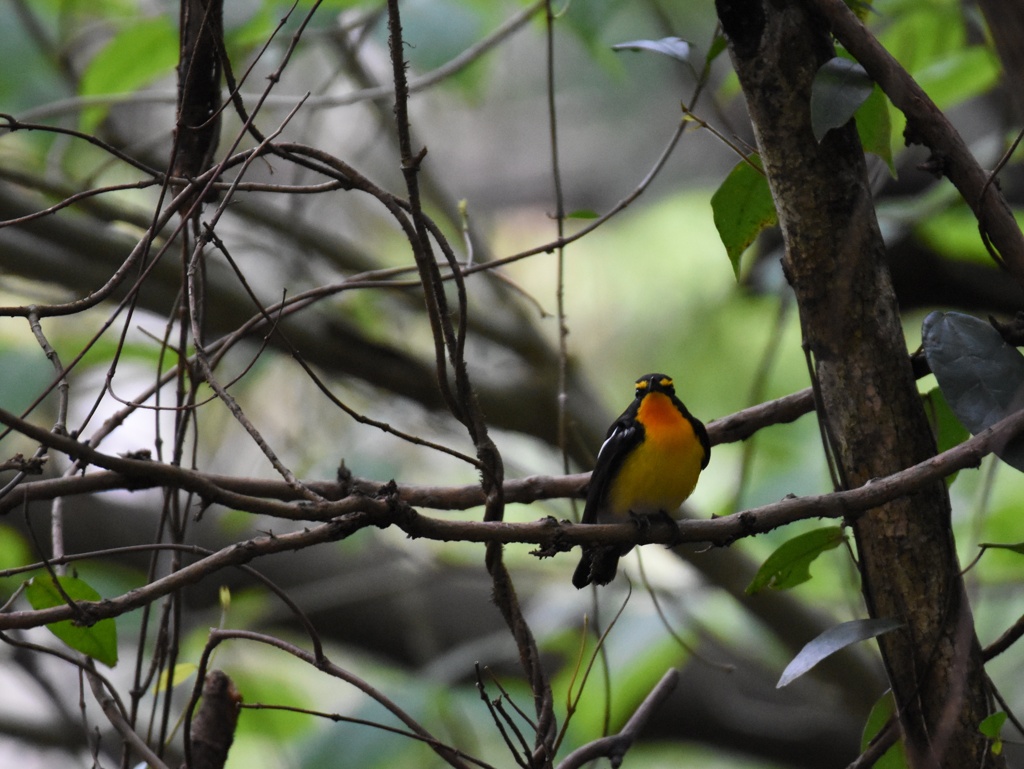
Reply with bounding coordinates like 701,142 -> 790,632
185,101 -> 324,500
241,702 -> 497,769
185,629 -> 474,769
554,669 -> 679,769
475,664 -> 529,769
555,591 -> 631,753
12,1 -> 545,123
27,310 -> 69,571
811,0 -> 1024,288
4,401 -> 1024,635
86,667 -> 173,769
844,713 -> 900,769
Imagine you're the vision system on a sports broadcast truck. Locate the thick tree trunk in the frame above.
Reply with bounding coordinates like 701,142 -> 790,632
714,2 -> 999,767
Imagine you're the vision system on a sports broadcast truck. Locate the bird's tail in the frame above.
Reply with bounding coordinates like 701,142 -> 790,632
572,546 -> 623,589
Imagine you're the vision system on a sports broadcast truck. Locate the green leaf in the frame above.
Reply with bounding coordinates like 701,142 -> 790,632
861,692 -> 909,769
922,387 -> 969,453
778,618 -> 903,687
921,387 -> 969,484
79,16 -> 179,133
979,711 -> 1007,755
153,662 -> 198,694
921,312 -> 1024,471
855,84 -> 894,175
877,2 -> 966,78
566,209 -> 599,220
26,576 -> 118,667
811,57 -> 874,142
711,155 -> 777,279
0,524 -> 32,571
611,37 -> 691,63
225,5 -> 279,55
915,46 -> 999,111
915,206 -> 1024,265
746,526 -> 845,595
705,33 -> 728,67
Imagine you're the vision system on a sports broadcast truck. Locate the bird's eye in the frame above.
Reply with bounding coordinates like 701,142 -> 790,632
635,380 -> 649,392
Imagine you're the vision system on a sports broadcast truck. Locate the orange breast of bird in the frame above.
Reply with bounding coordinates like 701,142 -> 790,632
606,391 -> 705,518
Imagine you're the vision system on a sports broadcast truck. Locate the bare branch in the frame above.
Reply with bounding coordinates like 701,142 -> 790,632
86,667 -> 172,769
186,629 -> 475,769
811,0 -> 1024,289
186,670 -> 240,769
983,610 -> 1024,661
2,404 -> 1022,634
554,669 -> 678,769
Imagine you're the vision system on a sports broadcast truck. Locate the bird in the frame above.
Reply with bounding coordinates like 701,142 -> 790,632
572,373 -> 710,589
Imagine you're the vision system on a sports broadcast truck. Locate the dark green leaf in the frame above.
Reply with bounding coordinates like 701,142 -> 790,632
79,16 -> 178,133
915,47 -> 999,111
861,692 -> 909,769
778,618 -> 902,688
811,57 -> 874,142
855,85 -> 894,175
26,576 -> 118,667
922,386 -> 969,452
705,33 -> 728,66
711,156 -> 777,279
979,711 -> 1007,737
611,37 -> 690,62
566,209 -> 599,220
921,311 -> 1024,471
921,387 -> 969,485
0,524 -> 32,571
746,526 -> 845,595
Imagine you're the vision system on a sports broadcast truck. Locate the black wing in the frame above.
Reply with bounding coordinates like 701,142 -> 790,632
674,396 -> 711,470
692,414 -> 711,469
579,409 -> 644,524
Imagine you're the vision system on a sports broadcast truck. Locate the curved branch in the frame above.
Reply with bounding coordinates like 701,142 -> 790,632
555,669 -> 678,769
0,382 -> 818,515
811,0 -> 1024,288
86,668 -> 172,769
4,394 -> 1021,540
186,629 -> 475,769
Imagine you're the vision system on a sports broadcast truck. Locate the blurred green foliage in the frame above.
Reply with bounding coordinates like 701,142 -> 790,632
0,0 -> 1020,767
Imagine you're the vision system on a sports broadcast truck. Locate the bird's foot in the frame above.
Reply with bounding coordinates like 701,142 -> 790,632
628,510 -> 652,533
653,509 -> 682,546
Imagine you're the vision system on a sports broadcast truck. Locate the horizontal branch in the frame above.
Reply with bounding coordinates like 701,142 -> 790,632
0,389 -> 813,516
2,403 -> 1022,632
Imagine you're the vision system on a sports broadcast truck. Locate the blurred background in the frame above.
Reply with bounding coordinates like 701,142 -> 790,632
1,0 -> 1023,767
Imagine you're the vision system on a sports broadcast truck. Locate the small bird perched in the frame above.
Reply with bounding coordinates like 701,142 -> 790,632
573,373 -> 710,589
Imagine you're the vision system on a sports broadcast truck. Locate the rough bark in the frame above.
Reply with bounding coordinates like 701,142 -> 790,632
186,670 -> 241,769
172,0 -> 223,204
714,2 -> 1000,767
